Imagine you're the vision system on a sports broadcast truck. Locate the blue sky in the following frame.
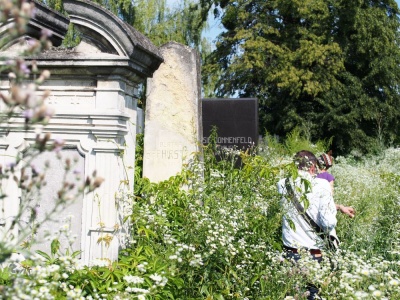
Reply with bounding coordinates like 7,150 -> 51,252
203,12 -> 220,43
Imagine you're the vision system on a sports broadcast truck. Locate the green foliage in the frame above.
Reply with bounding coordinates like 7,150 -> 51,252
4,136 -> 400,298
261,128 -> 332,163
128,143 -> 285,299
134,133 -> 144,186
90,0 -> 135,24
62,23 -> 81,48
0,267 -> 13,286
333,149 -> 400,258
283,127 -> 332,156
130,0 -> 212,55
201,0 -> 400,155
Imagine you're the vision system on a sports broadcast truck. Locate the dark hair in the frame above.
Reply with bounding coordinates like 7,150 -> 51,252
294,150 -> 318,170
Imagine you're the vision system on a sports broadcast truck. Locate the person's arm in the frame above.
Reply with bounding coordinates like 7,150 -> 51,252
336,204 -> 355,218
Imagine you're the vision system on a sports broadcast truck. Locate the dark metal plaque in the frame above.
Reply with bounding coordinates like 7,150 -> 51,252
202,98 -> 259,151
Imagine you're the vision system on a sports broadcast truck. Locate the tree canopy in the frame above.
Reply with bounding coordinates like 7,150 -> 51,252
201,0 -> 400,154
40,0 -> 210,49
37,0 -> 400,154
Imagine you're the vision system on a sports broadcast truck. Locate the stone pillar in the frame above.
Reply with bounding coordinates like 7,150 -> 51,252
143,42 -> 202,182
77,76 -> 133,263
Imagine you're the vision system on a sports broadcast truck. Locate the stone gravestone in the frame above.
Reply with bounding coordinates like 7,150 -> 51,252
202,98 -> 259,150
143,42 -> 202,183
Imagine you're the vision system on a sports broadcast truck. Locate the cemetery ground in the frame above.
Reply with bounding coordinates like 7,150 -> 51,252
1,133 -> 400,300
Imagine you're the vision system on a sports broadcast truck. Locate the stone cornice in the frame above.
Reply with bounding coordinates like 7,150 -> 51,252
29,0 -> 70,47
0,0 -> 163,80
63,0 -> 163,77
0,112 -> 132,136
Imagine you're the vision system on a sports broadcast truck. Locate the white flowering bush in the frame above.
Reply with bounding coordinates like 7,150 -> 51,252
113,144 -> 400,299
4,132 -> 400,299
1,128 -> 400,300
121,145 -> 283,299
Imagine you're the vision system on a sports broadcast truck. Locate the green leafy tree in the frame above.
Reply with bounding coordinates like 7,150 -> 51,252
41,0 -> 209,49
86,0 -> 135,23
131,0 -> 210,49
201,0 -> 400,154
322,0 -> 400,153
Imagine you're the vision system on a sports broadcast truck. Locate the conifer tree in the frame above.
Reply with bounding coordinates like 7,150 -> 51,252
201,0 -> 400,154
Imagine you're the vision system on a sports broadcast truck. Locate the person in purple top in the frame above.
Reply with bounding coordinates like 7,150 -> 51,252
317,151 -> 355,218
317,152 -> 335,192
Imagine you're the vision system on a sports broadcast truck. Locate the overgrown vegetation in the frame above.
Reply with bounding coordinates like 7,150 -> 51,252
3,1 -> 400,299
2,130 -> 400,299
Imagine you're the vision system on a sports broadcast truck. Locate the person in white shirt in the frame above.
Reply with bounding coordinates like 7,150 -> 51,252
277,150 -> 354,299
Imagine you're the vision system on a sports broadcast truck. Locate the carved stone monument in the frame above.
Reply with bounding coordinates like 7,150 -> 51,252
143,42 -> 202,182
0,0 -> 162,264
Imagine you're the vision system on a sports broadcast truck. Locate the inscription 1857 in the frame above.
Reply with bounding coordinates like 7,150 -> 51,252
145,144 -> 188,160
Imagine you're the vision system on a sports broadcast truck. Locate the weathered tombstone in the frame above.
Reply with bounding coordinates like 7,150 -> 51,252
142,42 -> 202,183
202,98 -> 259,150
0,0 -> 162,264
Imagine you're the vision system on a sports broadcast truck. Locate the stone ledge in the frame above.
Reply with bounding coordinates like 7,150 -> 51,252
29,0 -> 70,47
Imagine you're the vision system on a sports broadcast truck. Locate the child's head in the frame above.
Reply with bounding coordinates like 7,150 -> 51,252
318,152 -> 334,170
294,150 -> 318,171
